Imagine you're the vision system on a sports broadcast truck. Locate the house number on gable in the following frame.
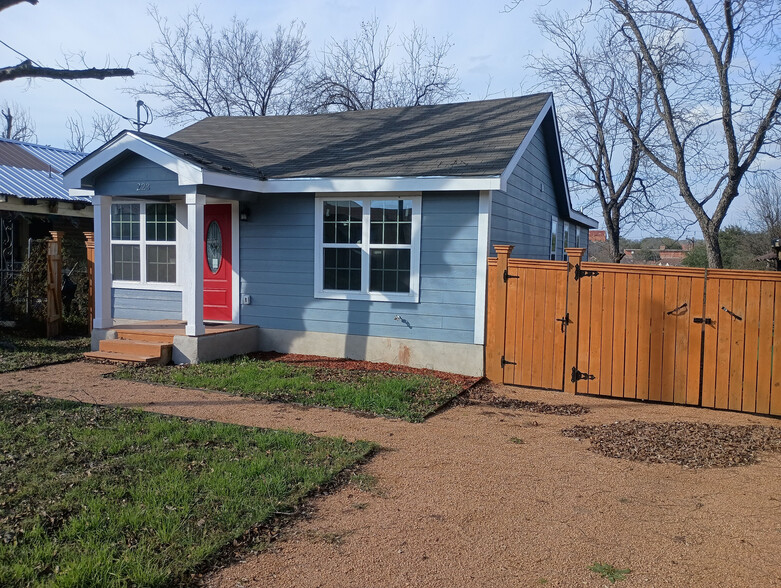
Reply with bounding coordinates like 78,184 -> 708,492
136,182 -> 151,192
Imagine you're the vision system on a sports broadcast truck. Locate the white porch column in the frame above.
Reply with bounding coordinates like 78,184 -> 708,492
92,195 -> 112,329
183,193 -> 205,336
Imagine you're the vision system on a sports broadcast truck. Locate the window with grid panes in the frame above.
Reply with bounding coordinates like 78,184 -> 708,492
316,196 -> 420,301
110,202 -> 177,284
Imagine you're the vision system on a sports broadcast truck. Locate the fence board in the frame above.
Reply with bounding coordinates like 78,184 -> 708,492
636,274 -> 653,401
600,272 -> 616,398
623,274 -> 640,399
755,282 -> 774,414
686,277 -> 706,405
742,281 -> 760,412
673,277 -> 691,405
701,278 -> 720,408
577,271 -> 593,395
714,281 -> 733,409
551,272 -> 567,390
648,275 -> 666,402
611,272 -> 628,397
727,280 -> 747,411
771,283 -> 781,416
661,276 -> 678,403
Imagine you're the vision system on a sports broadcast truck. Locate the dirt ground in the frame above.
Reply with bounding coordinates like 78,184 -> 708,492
2,361 -> 780,588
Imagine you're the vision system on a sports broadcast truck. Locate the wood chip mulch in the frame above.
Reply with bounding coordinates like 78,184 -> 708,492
249,351 -> 480,389
455,380 -> 590,416
562,420 -> 781,468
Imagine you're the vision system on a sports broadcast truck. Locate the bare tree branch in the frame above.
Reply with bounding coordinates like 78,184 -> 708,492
0,59 -> 132,83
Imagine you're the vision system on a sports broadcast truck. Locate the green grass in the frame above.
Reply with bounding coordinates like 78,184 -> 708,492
114,356 -> 462,422
588,562 -> 632,583
0,333 -> 89,373
0,391 -> 374,587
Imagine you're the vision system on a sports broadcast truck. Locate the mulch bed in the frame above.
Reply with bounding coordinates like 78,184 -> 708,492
562,420 -> 781,468
455,380 -> 590,416
250,351 -> 480,390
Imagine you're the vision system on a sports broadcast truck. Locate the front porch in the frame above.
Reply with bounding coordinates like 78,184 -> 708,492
88,320 -> 259,365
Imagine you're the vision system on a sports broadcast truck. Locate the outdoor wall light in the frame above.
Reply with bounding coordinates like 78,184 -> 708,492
239,206 -> 250,222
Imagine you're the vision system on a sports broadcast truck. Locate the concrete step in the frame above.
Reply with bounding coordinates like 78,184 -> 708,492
84,350 -> 162,365
113,330 -> 176,344
99,339 -> 172,360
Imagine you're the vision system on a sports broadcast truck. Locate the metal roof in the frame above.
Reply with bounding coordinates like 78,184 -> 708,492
19,141 -> 85,174
0,138 -> 89,202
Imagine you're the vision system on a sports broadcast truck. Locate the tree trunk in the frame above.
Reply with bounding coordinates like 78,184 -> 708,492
699,218 -> 724,268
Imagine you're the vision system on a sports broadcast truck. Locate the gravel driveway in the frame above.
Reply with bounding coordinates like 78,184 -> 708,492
2,361 -> 780,587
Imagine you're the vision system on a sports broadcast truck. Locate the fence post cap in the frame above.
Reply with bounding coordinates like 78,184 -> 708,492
493,244 -> 515,256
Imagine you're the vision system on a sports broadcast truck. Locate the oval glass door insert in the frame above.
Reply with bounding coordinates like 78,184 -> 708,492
206,220 -> 222,273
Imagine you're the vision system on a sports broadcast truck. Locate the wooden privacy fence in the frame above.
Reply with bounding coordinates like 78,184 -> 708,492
486,246 -> 781,416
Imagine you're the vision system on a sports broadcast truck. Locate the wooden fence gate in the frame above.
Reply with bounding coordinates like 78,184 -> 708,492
486,246 -> 781,416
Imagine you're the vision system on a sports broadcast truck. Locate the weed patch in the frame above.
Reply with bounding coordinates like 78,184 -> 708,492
589,562 -> 631,583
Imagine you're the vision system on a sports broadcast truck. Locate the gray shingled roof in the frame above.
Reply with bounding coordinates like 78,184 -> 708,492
152,93 -> 552,180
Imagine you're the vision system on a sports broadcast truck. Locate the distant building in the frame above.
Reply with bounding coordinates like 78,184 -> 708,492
589,229 -> 607,242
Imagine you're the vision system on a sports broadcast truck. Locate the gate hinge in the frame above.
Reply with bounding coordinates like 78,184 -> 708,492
503,269 -> 519,282
573,264 -> 599,281
571,367 -> 595,383
501,356 -> 517,368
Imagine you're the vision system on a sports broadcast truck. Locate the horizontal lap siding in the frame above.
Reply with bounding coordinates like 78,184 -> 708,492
490,126 -> 560,259
94,153 -> 185,196
240,192 -> 478,344
112,288 -> 182,321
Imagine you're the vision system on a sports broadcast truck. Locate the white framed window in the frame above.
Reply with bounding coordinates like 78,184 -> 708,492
110,202 -> 178,286
575,225 -> 581,248
550,216 -> 558,260
314,194 -> 421,302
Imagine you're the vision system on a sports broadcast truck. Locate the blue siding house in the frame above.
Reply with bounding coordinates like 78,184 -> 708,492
64,94 -> 595,376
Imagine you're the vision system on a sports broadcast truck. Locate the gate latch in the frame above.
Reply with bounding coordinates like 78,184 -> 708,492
501,356 -> 517,368
573,264 -> 599,281
503,269 -> 519,282
693,317 -> 713,325
555,313 -> 570,332
571,367 -> 595,382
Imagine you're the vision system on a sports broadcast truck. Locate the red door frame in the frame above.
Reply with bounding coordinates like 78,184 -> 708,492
203,203 -> 233,322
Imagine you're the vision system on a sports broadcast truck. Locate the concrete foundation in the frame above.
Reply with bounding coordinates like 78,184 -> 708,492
258,328 -> 485,376
172,326 -> 259,364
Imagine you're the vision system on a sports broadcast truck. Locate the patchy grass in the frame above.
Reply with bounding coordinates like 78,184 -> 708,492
0,333 -> 89,373
0,392 -> 374,587
509,436 -> 525,445
114,356 -> 463,422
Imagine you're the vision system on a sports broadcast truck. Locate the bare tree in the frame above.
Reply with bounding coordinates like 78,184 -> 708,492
745,175 -> 781,238
137,7 -> 309,122
604,0 -> 781,267
529,11 -> 667,262
1,101 -> 36,141
0,1 -> 132,83
66,112 -> 122,151
309,17 -> 461,111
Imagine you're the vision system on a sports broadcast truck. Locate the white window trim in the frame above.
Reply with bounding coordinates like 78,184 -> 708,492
550,216 -> 558,260
314,193 -> 421,303
110,200 -> 182,291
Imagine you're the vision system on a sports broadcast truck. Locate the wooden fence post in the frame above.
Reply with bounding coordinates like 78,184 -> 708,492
485,245 -> 514,382
563,247 -> 585,394
46,231 -> 64,338
84,231 -> 95,334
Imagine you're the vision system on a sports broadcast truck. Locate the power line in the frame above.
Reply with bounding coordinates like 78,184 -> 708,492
0,38 -> 144,127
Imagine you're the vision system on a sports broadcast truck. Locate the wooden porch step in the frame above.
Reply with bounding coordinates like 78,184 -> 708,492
99,339 -> 172,363
113,330 -> 176,344
84,350 -> 163,365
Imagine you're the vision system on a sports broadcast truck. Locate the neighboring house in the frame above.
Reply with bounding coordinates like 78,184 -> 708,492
0,138 -> 89,320
64,93 -> 596,376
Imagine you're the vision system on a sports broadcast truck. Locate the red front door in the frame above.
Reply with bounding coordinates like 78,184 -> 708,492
203,204 -> 233,321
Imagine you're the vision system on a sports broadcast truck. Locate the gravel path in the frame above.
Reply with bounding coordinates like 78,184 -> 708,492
2,361 -> 780,587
